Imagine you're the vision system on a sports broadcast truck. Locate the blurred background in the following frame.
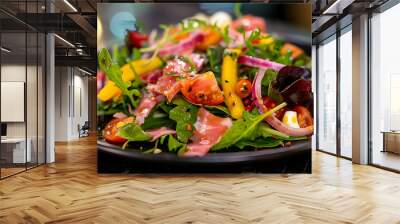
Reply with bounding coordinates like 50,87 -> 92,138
97,3 -> 311,53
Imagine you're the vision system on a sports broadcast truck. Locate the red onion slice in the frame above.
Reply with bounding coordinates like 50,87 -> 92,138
252,68 -> 313,137
265,116 -> 314,137
238,55 -> 285,71
252,68 -> 267,113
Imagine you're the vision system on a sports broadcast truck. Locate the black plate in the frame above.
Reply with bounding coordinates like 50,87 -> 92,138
97,139 -> 311,173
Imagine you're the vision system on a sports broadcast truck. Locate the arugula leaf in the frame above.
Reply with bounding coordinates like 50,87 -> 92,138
169,100 -> 199,143
235,138 -> 283,149
211,102 -> 287,150
141,116 -> 173,130
180,18 -> 207,32
257,124 -> 307,140
168,135 -> 186,153
204,105 -> 230,116
206,46 -> 224,75
261,69 -> 278,96
131,48 -> 142,61
261,69 -> 278,88
267,82 -> 284,104
97,100 -> 127,116
275,52 -> 292,65
221,26 -> 231,46
118,123 -> 151,142
244,29 -> 261,56
158,101 -> 175,114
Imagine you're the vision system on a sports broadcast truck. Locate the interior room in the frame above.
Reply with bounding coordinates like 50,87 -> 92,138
0,0 -> 400,223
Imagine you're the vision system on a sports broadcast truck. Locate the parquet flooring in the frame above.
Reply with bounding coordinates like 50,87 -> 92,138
1,136 -> 400,224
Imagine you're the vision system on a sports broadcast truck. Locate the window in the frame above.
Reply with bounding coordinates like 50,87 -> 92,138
317,36 -> 337,154
370,3 -> 400,171
339,27 -> 352,158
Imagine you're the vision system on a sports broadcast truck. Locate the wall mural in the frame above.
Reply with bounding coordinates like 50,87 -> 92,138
97,3 -> 313,173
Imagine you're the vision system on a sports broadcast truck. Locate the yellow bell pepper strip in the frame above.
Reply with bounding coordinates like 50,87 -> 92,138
97,81 -> 122,102
121,56 -> 163,82
221,48 -> 245,119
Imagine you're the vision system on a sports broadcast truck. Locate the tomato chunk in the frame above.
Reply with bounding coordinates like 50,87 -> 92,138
103,117 -> 134,144
180,71 -> 224,106
293,106 -> 313,128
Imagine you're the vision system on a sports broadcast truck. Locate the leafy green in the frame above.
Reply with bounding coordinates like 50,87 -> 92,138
206,46 -> 224,76
267,83 -> 284,104
204,105 -> 230,116
235,138 -> 283,149
180,18 -> 207,32
169,99 -> 199,143
97,100 -> 127,116
211,102 -> 287,150
158,101 -> 175,114
256,123 -> 306,141
141,116 -> 173,130
168,135 -> 186,153
244,29 -> 262,56
221,26 -> 231,46
261,69 -> 278,95
131,48 -> 142,61
275,52 -> 292,65
261,69 -> 278,88
118,123 -> 151,142
113,46 -> 129,67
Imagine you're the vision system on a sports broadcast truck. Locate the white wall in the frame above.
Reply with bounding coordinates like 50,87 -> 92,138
54,67 -> 89,141
1,64 -> 46,164
1,65 -> 35,138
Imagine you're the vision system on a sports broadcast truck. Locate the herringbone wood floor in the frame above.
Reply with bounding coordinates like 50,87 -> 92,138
1,136 -> 400,224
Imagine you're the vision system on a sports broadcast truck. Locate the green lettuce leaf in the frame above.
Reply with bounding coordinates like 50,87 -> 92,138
168,135 -> 186,153
169,99 -> 199,143
118,123 -> 151,142
141,116 -> 173,131
211,102 -> 287,150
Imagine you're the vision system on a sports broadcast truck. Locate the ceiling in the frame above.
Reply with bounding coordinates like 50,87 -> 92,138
312,0 -> 390,43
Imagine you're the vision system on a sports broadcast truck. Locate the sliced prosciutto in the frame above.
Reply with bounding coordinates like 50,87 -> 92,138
184,108 -> 232,157
163,57 -> 195,76
163,54 -> 205,77
188,53 -> 206,71
147,75 -> 181,102
158,32 -> 204,56
140,69 -> 162,84
146,127 -> 176,141
134,92 -> 164,125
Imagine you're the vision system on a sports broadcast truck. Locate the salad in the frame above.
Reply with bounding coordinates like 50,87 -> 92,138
97,10 -> 313,157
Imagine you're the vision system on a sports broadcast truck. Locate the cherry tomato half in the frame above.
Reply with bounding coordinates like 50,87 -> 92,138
293,106 -> 313,128
262,96 -> 286,120
180,71 -> 224,106
103,117 -> 134,144
235,79 -> 252,98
